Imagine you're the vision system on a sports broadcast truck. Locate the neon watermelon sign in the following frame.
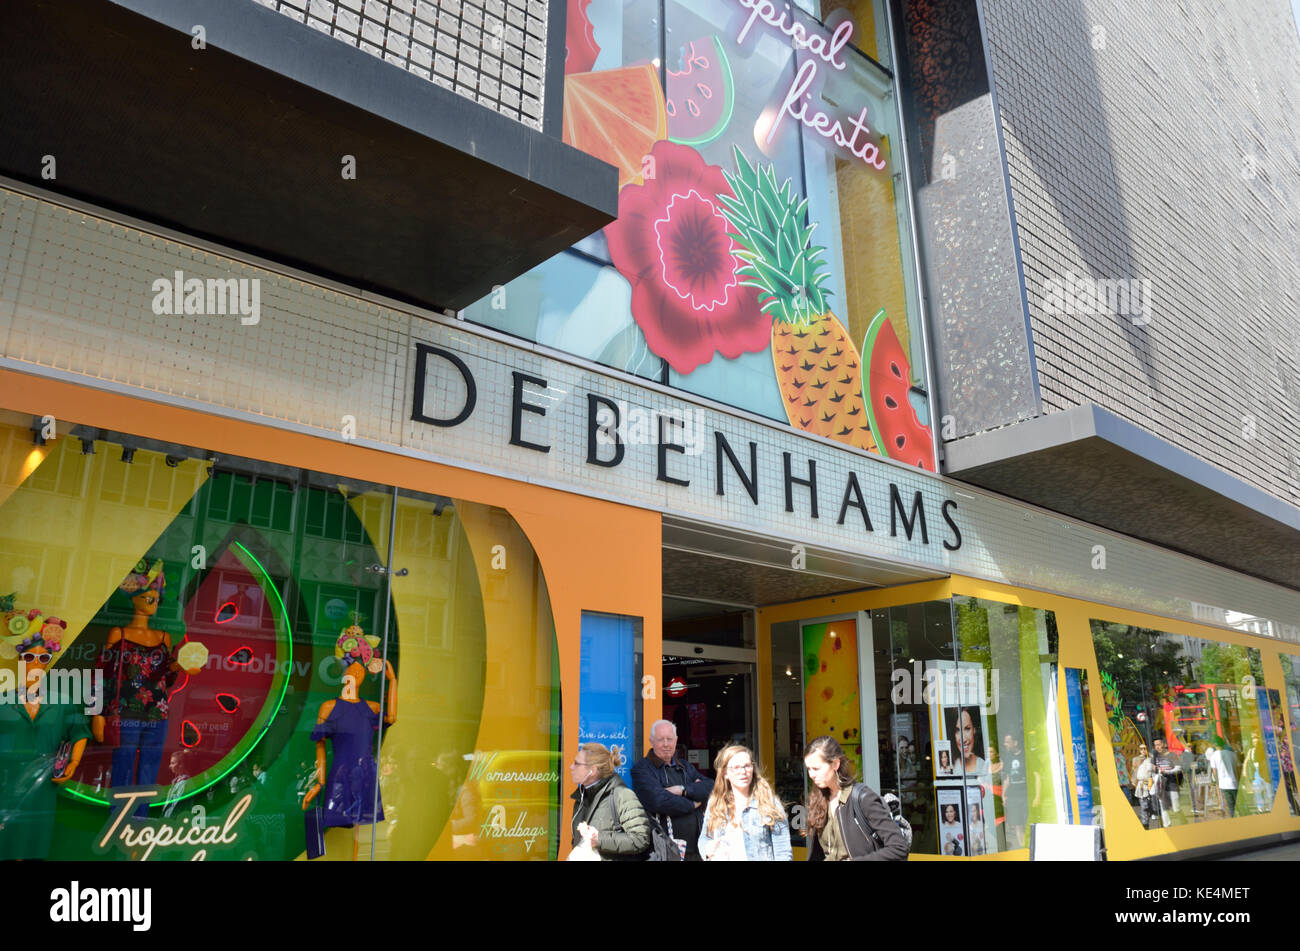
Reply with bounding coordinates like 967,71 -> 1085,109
732,0 -> 888,171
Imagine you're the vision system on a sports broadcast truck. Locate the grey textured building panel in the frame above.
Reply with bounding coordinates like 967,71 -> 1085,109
978,0 -> 1300,508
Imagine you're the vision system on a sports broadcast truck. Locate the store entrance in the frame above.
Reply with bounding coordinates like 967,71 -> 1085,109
661,597 -> 756,780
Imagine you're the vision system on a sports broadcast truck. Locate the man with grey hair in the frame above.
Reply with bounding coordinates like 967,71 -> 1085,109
631,719 -> 713,860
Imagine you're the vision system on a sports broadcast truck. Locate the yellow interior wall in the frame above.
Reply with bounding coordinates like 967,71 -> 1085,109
819,0 -> 879,60
837,140 -> 911,367
0,434 -> 207,674
426,501 -> 557,860
0,419 -> 51,509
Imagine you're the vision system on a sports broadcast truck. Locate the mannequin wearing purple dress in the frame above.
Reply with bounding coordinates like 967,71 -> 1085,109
302,657 -> 397,860
310,698 -> 384,827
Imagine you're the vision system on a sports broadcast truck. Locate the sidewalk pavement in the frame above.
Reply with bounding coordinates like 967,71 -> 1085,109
1213,841 -> 1300,861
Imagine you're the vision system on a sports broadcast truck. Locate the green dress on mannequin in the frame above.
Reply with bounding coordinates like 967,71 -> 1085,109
0,611 -> 91,860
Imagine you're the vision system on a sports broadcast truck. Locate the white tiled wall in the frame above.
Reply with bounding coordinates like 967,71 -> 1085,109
252,0 -> 548,130
2,185 -> 1299,642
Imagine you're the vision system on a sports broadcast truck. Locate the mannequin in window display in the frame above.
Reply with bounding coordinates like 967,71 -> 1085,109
0,606 -> 91,860
302,622 -> 397,860
91,559 -> 208,818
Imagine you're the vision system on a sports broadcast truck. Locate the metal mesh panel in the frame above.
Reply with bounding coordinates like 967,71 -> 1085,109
253,0 -> 547,130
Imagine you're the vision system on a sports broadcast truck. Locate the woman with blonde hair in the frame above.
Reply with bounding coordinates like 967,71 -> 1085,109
699,745 -> 791,861
569,742 -> 651,860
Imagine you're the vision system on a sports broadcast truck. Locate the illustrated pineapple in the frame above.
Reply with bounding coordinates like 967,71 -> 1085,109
719,148 -> 878,453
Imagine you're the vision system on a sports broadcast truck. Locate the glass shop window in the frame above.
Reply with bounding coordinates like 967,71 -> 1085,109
0,409 -> 560,861
1091,619 -> 1281,828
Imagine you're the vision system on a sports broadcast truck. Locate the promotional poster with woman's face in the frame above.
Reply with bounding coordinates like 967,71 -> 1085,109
927,661 -> 996,855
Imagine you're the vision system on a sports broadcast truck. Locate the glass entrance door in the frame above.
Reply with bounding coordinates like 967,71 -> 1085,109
661,641 -> 756,779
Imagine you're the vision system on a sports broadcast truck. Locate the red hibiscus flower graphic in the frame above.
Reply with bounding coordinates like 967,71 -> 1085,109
565,0 -> 600,75
605,140 -> 768,375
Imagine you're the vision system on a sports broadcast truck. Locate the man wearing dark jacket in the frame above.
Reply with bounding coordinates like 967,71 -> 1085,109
631,720 -> 713,860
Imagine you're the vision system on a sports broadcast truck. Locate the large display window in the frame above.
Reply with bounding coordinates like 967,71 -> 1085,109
464,0 -> 934,470
1090,620 -> 1288,829
870,597 -> 1061,856
765,588 -> 1063,858
0,410 -> 561,860
761,578 -> 1300,860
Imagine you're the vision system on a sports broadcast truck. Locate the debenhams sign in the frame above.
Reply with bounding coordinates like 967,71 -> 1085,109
408,337 -> 962,560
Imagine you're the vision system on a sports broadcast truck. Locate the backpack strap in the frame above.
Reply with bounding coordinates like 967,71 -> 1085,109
849,784 -> 884,850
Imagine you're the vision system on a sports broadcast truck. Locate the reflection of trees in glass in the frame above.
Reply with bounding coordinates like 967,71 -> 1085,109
1198,643 -> 1265,687
1090,623 -> 1188,728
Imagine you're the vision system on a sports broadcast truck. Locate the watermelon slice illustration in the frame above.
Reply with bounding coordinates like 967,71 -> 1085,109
862,308 -> 936,471
666,37 -> 734,147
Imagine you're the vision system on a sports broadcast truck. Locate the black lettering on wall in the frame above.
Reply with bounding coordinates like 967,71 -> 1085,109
715,432 -> 758,504
586,394 -> 624,468
658,415 -> 690,487
783,453 -> 818,518
836,471 -> 873,531
942,499 -> 963,551
510,371 -> 551,453
889,485 -> 928,543
411,343 -> 477,427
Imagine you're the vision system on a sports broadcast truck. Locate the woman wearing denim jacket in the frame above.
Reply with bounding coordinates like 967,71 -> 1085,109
698,745 -> 792,861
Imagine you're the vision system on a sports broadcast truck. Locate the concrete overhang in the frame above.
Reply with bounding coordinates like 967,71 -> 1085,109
1,0 -> 617,311
943,404 -> 1300,590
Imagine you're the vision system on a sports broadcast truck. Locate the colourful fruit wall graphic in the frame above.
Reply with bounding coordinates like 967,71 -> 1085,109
802,620 -> 863,777
862,308 -> 936,470
515,3 -> 934,471
69,542 -> 301,804
565,0 -> 600,74
604,140 -> 769,373
665,36 -> 734,147
563,64 -> 666,189
721,149 -> 878,452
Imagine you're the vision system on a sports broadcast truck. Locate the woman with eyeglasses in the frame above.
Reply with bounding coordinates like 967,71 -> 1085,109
699,745 -> 791,861
569,742 -> 651,860
0,606 -> 91,860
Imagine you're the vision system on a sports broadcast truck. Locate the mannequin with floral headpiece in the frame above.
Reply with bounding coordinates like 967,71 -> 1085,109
302,615 -> 397,860
92,559 -> 208,817
0,596 -> 93,859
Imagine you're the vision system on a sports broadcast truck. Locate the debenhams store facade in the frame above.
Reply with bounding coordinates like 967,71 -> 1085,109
2,0 -> 1299,862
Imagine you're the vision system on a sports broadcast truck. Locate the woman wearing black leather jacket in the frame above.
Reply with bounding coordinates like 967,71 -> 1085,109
804,735 -> 908,861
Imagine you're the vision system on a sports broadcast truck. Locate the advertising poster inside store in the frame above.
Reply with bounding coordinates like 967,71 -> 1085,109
803,619 -> 862,777
926,660 -> 996,855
